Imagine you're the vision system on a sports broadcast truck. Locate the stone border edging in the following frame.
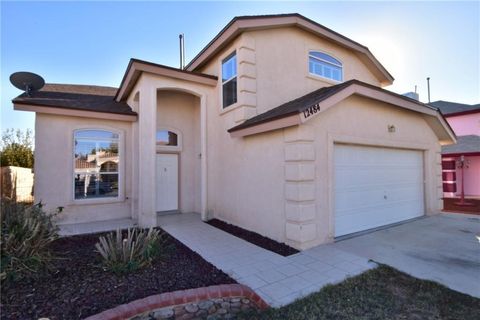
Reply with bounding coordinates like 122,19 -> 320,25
84,284 -> 269,320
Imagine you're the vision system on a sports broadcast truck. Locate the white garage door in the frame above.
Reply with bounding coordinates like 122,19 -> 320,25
334,144 -> 424,237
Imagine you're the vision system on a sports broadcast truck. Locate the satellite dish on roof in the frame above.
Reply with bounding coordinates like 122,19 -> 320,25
10,72 -> 45,96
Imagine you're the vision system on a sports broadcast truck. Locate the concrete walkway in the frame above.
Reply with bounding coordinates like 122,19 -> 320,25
158,213 -> 375,307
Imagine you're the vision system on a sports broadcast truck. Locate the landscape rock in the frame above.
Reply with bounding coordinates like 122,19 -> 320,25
198,300 -> 214,310
185,304 -> 199,313
153,308 -> 174,319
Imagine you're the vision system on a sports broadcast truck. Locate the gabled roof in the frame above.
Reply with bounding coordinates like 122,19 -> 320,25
442,135 -> 480,155
13,84 -> 136,117
429,100 -> 480,117
228,79 -> 456,144
185,13 -> 394,85
115,58 -> 217,102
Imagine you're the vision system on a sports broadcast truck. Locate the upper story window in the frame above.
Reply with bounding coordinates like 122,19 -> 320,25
156,130 -> 178,146
309,51 -> 343,82
222,52 -> 237,108
74,129 -> 120,200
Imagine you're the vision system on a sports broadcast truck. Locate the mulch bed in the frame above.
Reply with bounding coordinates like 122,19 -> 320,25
206,219 -> 299,256
0,230 -> 236,320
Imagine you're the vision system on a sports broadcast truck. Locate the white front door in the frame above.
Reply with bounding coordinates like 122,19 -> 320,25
334,144 -> 424,237
156,153 -> 179,212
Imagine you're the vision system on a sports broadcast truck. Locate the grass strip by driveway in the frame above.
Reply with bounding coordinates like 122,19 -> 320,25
239,264 -> 480,320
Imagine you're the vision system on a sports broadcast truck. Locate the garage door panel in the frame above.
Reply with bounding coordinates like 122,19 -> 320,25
334,144 -> 424,237
335,200 -> 424,236
336,166 -> 423,188
335,185 -> 423,213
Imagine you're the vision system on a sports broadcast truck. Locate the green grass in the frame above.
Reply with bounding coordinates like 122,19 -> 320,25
240,265 -> 480,320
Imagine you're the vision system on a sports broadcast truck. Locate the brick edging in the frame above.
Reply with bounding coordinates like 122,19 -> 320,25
84,284 -> 269,320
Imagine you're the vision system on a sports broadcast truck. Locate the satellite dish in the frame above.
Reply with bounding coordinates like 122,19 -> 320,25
10,72 -> 45,96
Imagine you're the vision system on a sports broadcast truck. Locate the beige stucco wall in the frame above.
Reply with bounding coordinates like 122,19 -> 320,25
156,91 -> 201,213
199,27 -> 382,116
210,129 -> 287,242
34,113 -> 133,224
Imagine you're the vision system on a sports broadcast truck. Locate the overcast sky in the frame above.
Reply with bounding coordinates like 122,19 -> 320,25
1,1 -> 479,131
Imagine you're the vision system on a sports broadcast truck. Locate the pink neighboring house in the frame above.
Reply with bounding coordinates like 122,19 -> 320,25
430,101 -> 480,209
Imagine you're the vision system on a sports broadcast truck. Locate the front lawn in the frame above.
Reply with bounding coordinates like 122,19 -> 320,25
240,265 -> 480,320
1,231 -> 236,320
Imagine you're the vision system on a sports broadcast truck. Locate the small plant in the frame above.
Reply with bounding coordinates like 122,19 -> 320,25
95,228 -> 167,274
0,199 -> 59,283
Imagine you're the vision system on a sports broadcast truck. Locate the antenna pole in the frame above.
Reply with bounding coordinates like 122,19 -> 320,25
179,33 -> 185,69
426,77 -> 431,103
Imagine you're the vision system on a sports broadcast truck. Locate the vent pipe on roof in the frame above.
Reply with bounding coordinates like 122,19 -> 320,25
179,34 -> 185,70
427,77 -> 431,103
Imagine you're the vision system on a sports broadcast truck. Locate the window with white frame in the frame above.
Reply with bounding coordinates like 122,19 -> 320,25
222,52 -> 237,108
74,129 -> 120,200
309,51 -> 343,82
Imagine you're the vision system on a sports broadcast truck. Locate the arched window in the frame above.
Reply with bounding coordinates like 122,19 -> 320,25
74,129 -> 120,199
156,130 -> 178,146
309,51 -> 343,82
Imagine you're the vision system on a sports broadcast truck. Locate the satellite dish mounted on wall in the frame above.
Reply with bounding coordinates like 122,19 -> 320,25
10,72 -> 45,97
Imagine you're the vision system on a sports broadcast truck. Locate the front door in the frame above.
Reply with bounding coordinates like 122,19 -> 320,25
156,153 -> 179,212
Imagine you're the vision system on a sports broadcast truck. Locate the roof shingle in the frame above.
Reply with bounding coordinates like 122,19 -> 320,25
429,100 -> 480,116
13,84 -> 136,116
442,135 -> 480,155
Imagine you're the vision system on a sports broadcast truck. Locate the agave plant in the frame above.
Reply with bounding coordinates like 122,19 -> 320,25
95,228 -> 167,274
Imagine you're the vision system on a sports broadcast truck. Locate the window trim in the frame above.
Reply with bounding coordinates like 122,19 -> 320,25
156,127 -> 183,152
221,51 -> 238,109
308,50 -> 343,83
71,127 -> 125,205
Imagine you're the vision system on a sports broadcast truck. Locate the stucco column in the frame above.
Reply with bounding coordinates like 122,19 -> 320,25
200,95 -> 208,221
137,84 -> 157,227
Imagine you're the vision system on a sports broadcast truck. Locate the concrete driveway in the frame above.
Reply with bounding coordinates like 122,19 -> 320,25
334,213 -> 480,298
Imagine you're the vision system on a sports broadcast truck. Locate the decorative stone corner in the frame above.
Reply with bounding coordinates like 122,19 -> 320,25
132,296 -> 255,320
234,34 -> 257,124
283,125 -> 317,247
84,284 -> 268,320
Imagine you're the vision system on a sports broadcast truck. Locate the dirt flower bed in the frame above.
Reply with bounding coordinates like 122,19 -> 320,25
1,230 -> 236,320
206,219 -> 299,256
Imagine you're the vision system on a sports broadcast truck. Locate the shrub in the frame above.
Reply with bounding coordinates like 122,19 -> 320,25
95,228 -> 167,274
0,200 -> 59,283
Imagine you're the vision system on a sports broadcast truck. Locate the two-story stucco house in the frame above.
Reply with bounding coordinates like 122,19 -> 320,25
12,14 -> 455,250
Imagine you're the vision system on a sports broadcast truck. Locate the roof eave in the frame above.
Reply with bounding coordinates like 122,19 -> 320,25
443,109 -> 480,117
115,59 -> 218,102
13,101 -> 138,122
229,81 -> 456,144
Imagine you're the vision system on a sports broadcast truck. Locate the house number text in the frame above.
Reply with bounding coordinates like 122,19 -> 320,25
302,104 -> 321,119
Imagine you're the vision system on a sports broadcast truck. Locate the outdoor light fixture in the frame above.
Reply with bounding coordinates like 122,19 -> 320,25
388,125 -> 396,133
